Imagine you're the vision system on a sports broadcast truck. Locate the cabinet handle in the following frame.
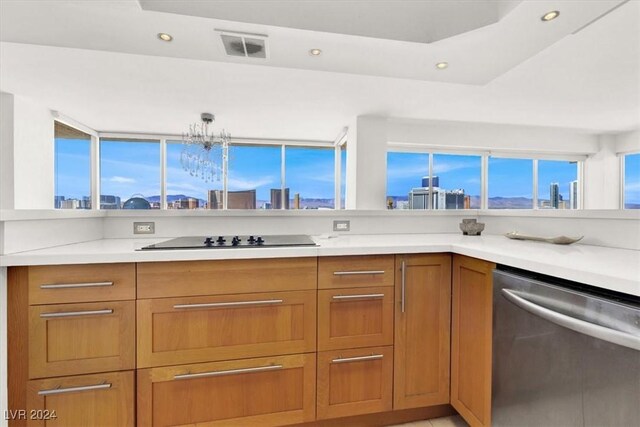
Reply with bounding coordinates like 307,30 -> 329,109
174,364 -> 283,380
173,299 -> 284,309
332,293 -> 385,301
333,270 -> 385,276
401,260 -> 406,313
331,354 -> 384,364
38,382 -> 112,396
40,281 -> 113,289
40,309 -> 114,318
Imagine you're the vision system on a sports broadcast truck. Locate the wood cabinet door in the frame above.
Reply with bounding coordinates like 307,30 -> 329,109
318,286 -> 394,351
137,290 -> 316,368
318,255 -> 395,289
29,301 -> 135,379
451,255 -> 495,427
137,354 -> 316,426
26,371 -> 134,427
394,253 -> 451,410
317,346 -> 393,420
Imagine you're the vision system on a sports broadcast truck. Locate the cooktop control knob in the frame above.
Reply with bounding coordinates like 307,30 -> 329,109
231,236 -> 241,246
248,235 -> 256,244
216,236 -> 226,245
204,237 -> 214,247
256,236 -> 265,245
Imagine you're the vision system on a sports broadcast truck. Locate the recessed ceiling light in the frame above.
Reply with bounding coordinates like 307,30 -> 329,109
158,33 -> 173,42
541,11 -> 560,22
309,48 -> 322,56
435,62 -> 448,70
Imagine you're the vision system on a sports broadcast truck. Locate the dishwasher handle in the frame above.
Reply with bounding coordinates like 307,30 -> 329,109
501,288 -> 640,351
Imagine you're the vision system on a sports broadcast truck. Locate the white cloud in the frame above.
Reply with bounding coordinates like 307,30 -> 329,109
109,176 -> 136,184
228,176 -> 275,190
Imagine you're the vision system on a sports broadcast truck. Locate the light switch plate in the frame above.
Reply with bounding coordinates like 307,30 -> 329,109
333,220 -> 350,232
134,222 -> 155,234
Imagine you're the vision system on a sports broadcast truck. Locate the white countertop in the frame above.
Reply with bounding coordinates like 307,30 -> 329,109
1,233 -> 638,297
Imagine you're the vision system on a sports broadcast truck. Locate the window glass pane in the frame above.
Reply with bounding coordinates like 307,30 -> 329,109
227,145 -> 281,209
285,146 -> 335,209
432,154 -> 481,209
537,160 -> 579,209
100,139 -> 160,209
340,145 -> 347,209
166,142 -> 210,209
54,122 -> 91,209
488,157 -> 533,209
386,152 -> 429,209
625,153 -> 640,209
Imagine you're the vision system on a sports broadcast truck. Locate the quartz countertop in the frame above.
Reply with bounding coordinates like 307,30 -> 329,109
1,233 -> 638,297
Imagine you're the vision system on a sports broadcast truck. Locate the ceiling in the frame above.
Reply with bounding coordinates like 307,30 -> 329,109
0,0 -> 638,140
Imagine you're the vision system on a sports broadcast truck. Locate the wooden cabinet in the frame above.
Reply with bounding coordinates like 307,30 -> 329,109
317,346 -> 393,420
137,290 -> 316,368
318,255 -> 395,289
137,354 -> 316,426
451,255 -> 495,427
28,263 -> 135,305
29,301 -> 135,378
26,371 -> 134,427
318,286 -> 394,351
137,257 -> 317,298
394,254 -> 451,410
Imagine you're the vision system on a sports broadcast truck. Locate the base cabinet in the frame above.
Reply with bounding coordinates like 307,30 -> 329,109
137,354 -> 316,426
394,254 -> 451,410
317,346 -> 393,420
451,255 -> 495,427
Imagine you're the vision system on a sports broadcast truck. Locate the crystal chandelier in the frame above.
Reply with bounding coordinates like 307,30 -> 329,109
180,113 -> 230,183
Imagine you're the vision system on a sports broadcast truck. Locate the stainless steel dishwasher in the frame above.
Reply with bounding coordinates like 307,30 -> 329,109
492,268 -> 640,427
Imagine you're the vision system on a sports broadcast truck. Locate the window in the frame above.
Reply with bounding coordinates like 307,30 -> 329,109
54,122 -> 92,209
285,146 -> 335,209
100,138 -> 160,209
227,144 -> 282,209
488,157 -> 534,209
386,152 -> 429,209
432,154 -> 481,209
624,153 -> 640,209
165,141 -> 210,209
537,160 -> 579,209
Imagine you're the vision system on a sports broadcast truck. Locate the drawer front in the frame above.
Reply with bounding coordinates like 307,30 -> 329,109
137,354 -> 316,426
29,301 -> 135,379
137,257 -> 317,298
28,263 -> 135,305
318,255 -> 395,289
318,287 -> 394,351
137,290 -> 317,368
317,346 -> 393,420
26,371 -> 134,427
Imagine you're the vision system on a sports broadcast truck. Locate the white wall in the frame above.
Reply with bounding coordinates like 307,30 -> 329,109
584,135 -> 620,209
616,129 -> 640,154
0,93 -> 54,210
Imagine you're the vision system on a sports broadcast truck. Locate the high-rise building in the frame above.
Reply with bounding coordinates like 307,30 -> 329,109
60,199 -> 80,209
208,190 -> 222,209
464,195 -> 471,209
293,193 -> 300,209
550,182 -> 560,209
433,189 -> 466,209
54,195 -> 65,208
100,194 -> 121,209
570,180 -> 579,209
270,188 -> 290,209
208,190 -> 256,209
421,176 -> 439,188
175,198 -> 199,209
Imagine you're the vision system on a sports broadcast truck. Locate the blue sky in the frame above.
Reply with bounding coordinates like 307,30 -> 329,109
625,153 -> 640,206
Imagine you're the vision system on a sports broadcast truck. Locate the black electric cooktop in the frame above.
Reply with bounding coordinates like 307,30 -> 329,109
139,234 -> 317,250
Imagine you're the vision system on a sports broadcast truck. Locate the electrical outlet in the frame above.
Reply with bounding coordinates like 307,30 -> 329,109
333,220 -> 350,232
134,222 -> 155,234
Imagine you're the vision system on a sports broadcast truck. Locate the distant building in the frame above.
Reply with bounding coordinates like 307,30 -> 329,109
408,188 -> 430,209
570,180 -> 579,209
293,193 -> 300,209
208,190 -> 256,209
550,183 -> 560,209
464,195 -> 471,209
208,190 -> 223,209
80,196 -> 91,209
270,188 -> 290,209
60,199 -> 80,209
100,195 -> 121,209
434,189 -> 466,209
421,176 -> 439,188
174,198 -> 199,209
54,195 -> 65,208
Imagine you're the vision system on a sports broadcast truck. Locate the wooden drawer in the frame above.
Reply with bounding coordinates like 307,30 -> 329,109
318,255 -> 395,289
28,263 -> 135,305
29,301 -> 135,379
137,354 -> 316,426
318,286 -> 394,351
137,257 -> 317,298
26,371 -> 134,427
137,290 -> 317,368
317,346 -> 393,420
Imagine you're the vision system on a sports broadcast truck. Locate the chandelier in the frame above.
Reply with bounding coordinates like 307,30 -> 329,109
180,113 -> 231,183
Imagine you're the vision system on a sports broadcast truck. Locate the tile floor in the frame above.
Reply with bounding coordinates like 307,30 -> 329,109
393,415 -> 469,427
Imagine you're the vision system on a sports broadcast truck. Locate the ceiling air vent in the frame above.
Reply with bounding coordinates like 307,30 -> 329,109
217,30 -> 268,59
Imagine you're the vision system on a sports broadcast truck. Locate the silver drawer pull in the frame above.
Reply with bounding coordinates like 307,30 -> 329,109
39,382 -> 112,396
173,299 -> 284,310
332,294 -> 385,301
174,364 -> 283,380
333,270 -> 385,276
331,354 -> 384,364
40,281 -> 114,289
40,309 -> 114,319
